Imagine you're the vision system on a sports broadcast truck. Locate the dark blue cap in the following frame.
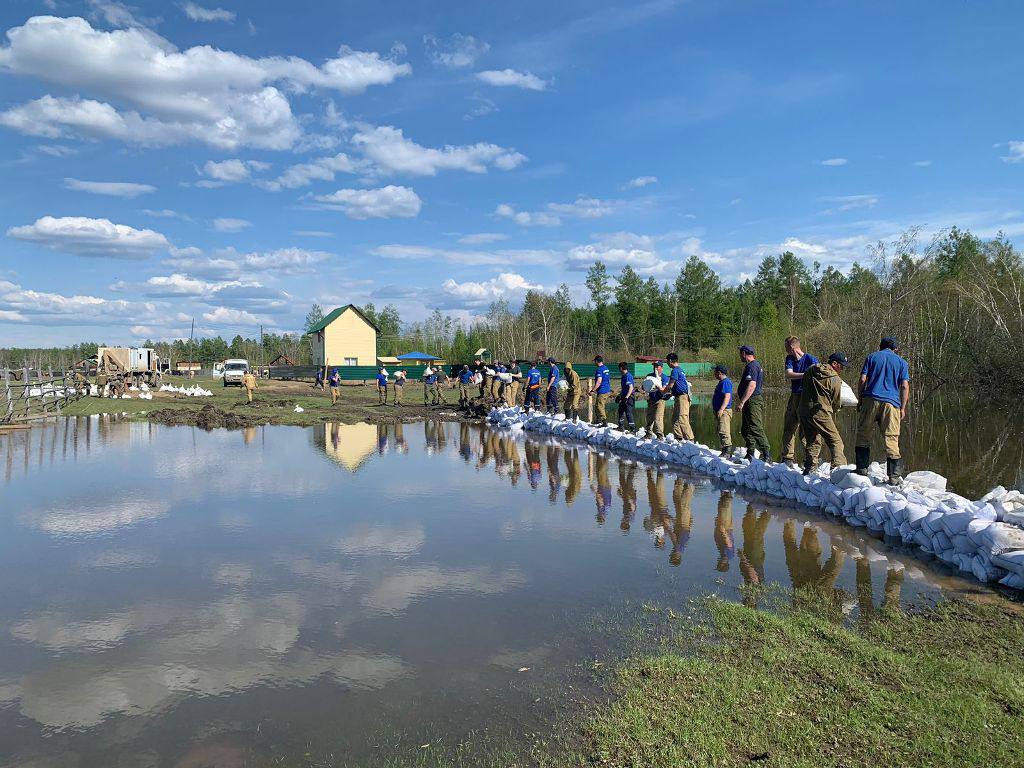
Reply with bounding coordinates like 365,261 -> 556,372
713,364 -> 728,375
546,356 -> 556,363
828,352 -> 849,367
739,345 -> 755,355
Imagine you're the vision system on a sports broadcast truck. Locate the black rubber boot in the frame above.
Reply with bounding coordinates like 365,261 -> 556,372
887,458 -> 904,485
855,446 -> 870,476
720,446 -> 732,458
802,458 -> 818,476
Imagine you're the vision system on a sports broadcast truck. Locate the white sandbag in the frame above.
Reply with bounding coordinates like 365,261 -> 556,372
840,380 -> 858,406
904,471 -> 947,492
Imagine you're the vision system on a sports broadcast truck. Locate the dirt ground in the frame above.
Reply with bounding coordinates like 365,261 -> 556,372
63,376 -> 488,429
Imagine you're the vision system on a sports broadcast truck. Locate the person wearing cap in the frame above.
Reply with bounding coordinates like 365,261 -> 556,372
856,336 -> 910,483
780,336 -> 819,466
563,361 -> 582,419
589,355 -> 612,426
736,345 -> 771,460
646,360 -> 669,438
616,361 -> 637,431
664,352 -> 694,441
711,364 -> 733,456
798,352 -> 849,475
376,366 -> 389,405
545,356 -> 561,414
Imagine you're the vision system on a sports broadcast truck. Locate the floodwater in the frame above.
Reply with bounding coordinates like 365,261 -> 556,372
0,414 -> 999,767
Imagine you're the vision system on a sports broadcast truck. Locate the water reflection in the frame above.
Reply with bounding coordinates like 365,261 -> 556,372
0,417 -> 990,767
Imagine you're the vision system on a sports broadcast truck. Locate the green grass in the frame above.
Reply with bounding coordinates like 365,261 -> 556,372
568,591 -> 1024,768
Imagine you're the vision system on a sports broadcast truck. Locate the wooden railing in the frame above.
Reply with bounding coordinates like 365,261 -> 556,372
1,368 -> 87,424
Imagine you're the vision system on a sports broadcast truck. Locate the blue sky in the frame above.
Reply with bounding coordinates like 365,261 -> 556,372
1,0 -> 1022,345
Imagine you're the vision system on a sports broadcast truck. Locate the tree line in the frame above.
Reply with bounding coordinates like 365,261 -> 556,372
5,228 -> 1021,391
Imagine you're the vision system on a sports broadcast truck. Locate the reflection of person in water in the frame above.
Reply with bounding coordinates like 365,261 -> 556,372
783,519 -> 845,604
645,468 -> 669,548
618,461 -> 637,531
738,503 -> 770,605
330,422 -> 341,451
713,491 -> 735,572
546,444 -> 562,503
377,423 -> 389,454
667,478 -> 694,566
592,452 -> 612,524
477,427 -> 495,470
526,441 -> 543,489
459,423 -> 472,463
503,435 -> 522,486
855,556 -> 905,626
395,421 -> 408,454
564,447 -> 582,505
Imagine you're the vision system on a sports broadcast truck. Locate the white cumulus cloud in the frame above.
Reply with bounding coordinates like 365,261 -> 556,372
311,186 -> 422,219
181,2 -> 235,22
475,68 -> 549,91
351,124 -> 526,176
261,152 -> 358,190
423,33 -> 489,68
212,217 -> 251,232
0,16 -> 411,150
64,178 -> 156,197
624,175 -> 657,189
7,215 -> 169,259
821,157 -> 848,166
440,272 -> 541,308
1000,141 -> 1024,163
198,158 -> 269,185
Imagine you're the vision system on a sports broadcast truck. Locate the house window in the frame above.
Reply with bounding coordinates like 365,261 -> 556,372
344,357 -> 358,366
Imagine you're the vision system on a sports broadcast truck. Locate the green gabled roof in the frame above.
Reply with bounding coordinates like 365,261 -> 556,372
305,304 -> 379,335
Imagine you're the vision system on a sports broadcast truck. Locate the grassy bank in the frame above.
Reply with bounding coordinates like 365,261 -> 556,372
297,590 -> 1024,768
566,591 -> 1024,768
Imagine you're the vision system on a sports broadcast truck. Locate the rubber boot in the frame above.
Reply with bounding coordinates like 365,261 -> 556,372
887,457 -> 904,485
720,446 -> 732,459
855,446 -> 870,476
802,458 -> 818,476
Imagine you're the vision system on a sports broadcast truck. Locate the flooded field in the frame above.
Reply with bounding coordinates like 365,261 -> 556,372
0,413 -> 1003,766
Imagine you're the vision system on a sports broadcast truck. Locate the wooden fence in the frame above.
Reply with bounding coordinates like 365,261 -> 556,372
2,368 -> 86,424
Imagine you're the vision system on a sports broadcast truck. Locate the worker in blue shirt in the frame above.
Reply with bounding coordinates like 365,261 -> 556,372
856,336 -> 911,483
711,364 -> 733,456
545,356 -> 561,414
736,345 -> 770,460
616,361 -> 636,431
665,352 -> 694,441
376,366 -> 389,405
524,362 -> 542,411
780,336 -> 819,466
457,364 -> 473,407
589,355 -> 612,426
645,361 -> 669,438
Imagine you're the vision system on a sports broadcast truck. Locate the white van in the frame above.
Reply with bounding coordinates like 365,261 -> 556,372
222,359 -> 249,387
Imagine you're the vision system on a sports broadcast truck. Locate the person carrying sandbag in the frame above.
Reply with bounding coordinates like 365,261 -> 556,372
798,352 -> 850,475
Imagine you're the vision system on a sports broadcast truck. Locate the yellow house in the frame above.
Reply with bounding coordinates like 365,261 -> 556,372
306,305 -> 379,366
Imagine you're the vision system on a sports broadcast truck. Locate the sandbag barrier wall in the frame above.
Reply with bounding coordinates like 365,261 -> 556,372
486,406 -> 1024,591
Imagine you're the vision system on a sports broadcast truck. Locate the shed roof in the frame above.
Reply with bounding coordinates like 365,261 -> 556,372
397,351 -> 439,361
305,304 -> 380,335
